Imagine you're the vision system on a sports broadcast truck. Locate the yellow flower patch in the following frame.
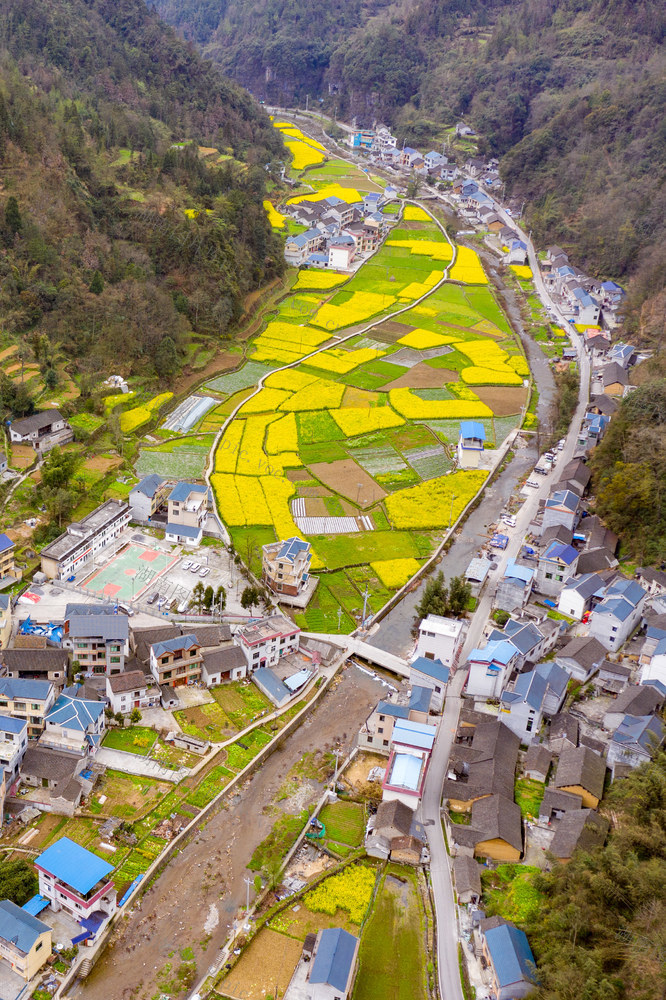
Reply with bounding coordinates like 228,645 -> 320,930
454,339 -> 512,369
263,200 -> 285,228
389,387 -> 492,420
308,347 -> 385,375
461,366 -> 523,386
313,291 -> 396,330
371,558 -> 421,589
508,355 -> 530,376
387,239 -> 453,263
293,271 -> 349,291
267,452 -> 302,475
510,264 -> 532,279
252,345 -> 308,364
211,473 -> 245,525
411,305 -> 438,317
265,413 -> 298,454
215,421 -> 244,473
273,122 -> 326,151
398,329 -> 457,349
285,138 -> 325,171
265,370 -> 319,392
449,245 -> 487,284
238,388 -> 292,415
329,406 -> 405,436
402,205 -> 432,222
236,414 -> 280,476
119,392 -> 173,433
424,270 -> 445,287
279,379 -> 345,412
304,865 -> 375,925
398,282 -> 431,300
287,183 -> 363,206
386,470 -> 488,529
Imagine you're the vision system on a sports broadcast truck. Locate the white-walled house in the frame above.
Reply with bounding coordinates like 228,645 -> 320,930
457,421 -> 486,469
415,615 -> 465,671
639,637 -> 666,688
556,636 -> 607,682
557,573 -> 606,620
409,657 -> 449,712
588,578 -> 646,651
465,640 -> 519,699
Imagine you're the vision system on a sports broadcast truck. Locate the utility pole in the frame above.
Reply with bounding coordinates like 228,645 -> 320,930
337,606 -> 343,631
361,584 -> 369,628
306,94 -> 309,112
243,876 -> 252,931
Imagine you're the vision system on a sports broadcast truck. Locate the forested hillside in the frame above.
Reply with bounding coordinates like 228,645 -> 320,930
153,0 -> 666,335
0,0 -> 284,384
523,750 -> 666,1000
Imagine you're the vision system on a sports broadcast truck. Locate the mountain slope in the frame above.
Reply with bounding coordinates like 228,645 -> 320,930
153,0 -> 666,336
0,0 -> 284,382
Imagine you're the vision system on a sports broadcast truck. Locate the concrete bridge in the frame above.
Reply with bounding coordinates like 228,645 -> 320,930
302,632 -> 409,677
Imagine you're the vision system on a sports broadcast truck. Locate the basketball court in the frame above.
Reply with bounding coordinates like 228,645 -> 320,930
83,543 -> 178,603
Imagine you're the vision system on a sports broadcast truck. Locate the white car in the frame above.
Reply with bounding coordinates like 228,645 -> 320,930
189,563 -> 200,573
502,515 -> 517,528
525,478 -> 540,489
199,567 -> 210,578
181,560 -> 192,571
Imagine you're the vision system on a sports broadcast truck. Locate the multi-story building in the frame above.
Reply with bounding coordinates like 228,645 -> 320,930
35,837 -> 116,934
63,614 -> 129,675
0,595 -> 11,649
409,657 -> 450,713
128,474 -> 170,522
149,635 -> 202,687
0,534 -> 16,586
41,694 -> 106,755
105,670 -> 154,715
0,648 -> 68,688
40,500 -> 130,580
588,577 -> 647,651
235,614 -> 300,671
165,482 -> 208,546
0,715 -> 28,782
0,678 -> 56,739
0,900 -> 51,981
415,615 -> 465,672
261,537 -> 311,598
8,410 -> 73,453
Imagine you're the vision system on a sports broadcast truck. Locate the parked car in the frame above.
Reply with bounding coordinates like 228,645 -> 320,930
181,560 -> 192,571
177,599 -> 190,613
189,563 -> 200,573
502,514 -> 517,528
117,603 -> 134,616
557,439 -> 565,451
199,567 -> 210,578
525,477 -> 540,489
146,592 -> 159,605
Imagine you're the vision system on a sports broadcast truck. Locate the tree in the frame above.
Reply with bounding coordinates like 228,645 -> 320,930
415,571 -> 449,620
448,575 -> 472,616
241,585 -> 260,611
43,367 -> 58,390
89,270 -> 104,295
0,859 -> 38,905
4,196 -> 21,236
130,708 -> 142,724
192,580 -> 205,612
215,585 -> 226,613
114,712 -> 124,724
203,584 -> 214,610
155,336 -> 178,378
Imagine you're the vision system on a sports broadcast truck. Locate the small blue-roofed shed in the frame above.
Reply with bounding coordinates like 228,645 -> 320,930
309,927 -> 359,999
458,421 -> 486,469
252,667 -> 291,708
36,837 -> 114,896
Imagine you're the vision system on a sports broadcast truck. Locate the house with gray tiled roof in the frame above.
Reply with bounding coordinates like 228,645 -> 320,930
607,714 -> 665,776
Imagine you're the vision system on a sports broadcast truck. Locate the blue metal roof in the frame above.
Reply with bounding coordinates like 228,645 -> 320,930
21,894 -> 50,917
0,533 -> 14,554
535,661 -> 569,698
0,678 -> 53,701
376,700 -> 409,720
0,899 -> 49,953
37,837 -> 113,895
510,669 -> 548,711
606,578 -> 645,607
168,482 -> 206,503
277,537 -> 310,563
0,714 -> 27,735
503,559 -> 534,584
152,635 -> 199,658
484,923 -> 536,988
388,752 -> 423,790
392,718 -> 436,751
310,928 -> 358,991
543,542 -> 578,565
460,420 -> 486,441
45,695 -> 104,732
612,714 -> 664,751
165,522 -> 201,539
132,474 -> 165,498
470,639 -> 516,666
411,656 -> 450,685
253,667 -> 290,705
409,686 -> 432,714
594,597 -> 634,623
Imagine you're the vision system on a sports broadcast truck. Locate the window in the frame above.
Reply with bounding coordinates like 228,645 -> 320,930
31,704 -> 40,711
378,727 -> 384,734
110,657 -> 120,664
35,942 -> 42,952
379,715 -> 385,722
161,655 -> 170,665
367,736 -> 373,744
545,572 -> 553,580
526,719 -> 533,732
382,739 -> 389,747
425,652 -> 435,660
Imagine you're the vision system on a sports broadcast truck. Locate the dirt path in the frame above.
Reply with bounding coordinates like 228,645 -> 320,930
75,665 -> 385,1000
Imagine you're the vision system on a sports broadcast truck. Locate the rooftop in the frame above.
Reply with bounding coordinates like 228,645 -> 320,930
386,752 -> 424,791
131,474 -> 165,499
0,899 -> 50,954
151,634 -> 199,658
11,410 -> 64,436
392,718 -> 436,752
168,481 -> 207,503
411,656 -> 450,685
45,694 -> 105,732
484,923 -> 536,989
67,614 -> 128,641
36,837 -> 113,895
310,928 -> 358,991
106,670 -> 149,694
554,745 -> 606,799
0,677 -> 53,701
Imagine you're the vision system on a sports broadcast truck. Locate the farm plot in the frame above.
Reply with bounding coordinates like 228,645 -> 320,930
135,439 -> 212,480
162,394 -> 218,432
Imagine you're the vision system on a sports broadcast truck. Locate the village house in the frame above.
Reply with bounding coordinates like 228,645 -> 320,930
0,534 -> 16,587
553,745 -> 606,809
284,228 -> 326,265
495,560 -> 535,613
587,577 -> 646,650
165,482 -> 208,546
0,899 -> 51,982
415,614 -> 465,673
105,670 -> 152,715
327,235 -> 356,270
8,410 -> 73,453
548,808 -> 609,862
535,542 -> 579,598
603,683 -> 664,732
481,921 -> 536,999
40,693 -> 106,755
304,927 -> 359,1000
40,500 -> 131,580
602,362 -> 629,396
0,715 -> 28,783
457,421 -> 486,469
442,720 -> 519,813
365,798 -> 425,864
591,658 -> 632,695
35,837 -> 117,935
262,537 -> 312,598
381,719 -> 436,807
128,474 -> 171,521
149,634 -> 202,688
201,645 -> 247,686
450,793 -> 523,862
235,614 -> 300,671
555,635 -> 607,682
607,714 -> 664,777
452,855 -> 482,905
499,662 -> 568,741
0,678 -> 56,739
548,712 -> 579,756
409,657 -> 450,712
556,573 -> 607,621
523,743 -> 552,782
636,568 -> 666,598
63,614 -> 128,675
640,636 -> 666,688
489,619 -> 559,670
541,489 -> 580,533
359,700 -> 409,753
0,595 -> 10,650
465,639 -> 519,699
1,648 -> 68,687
